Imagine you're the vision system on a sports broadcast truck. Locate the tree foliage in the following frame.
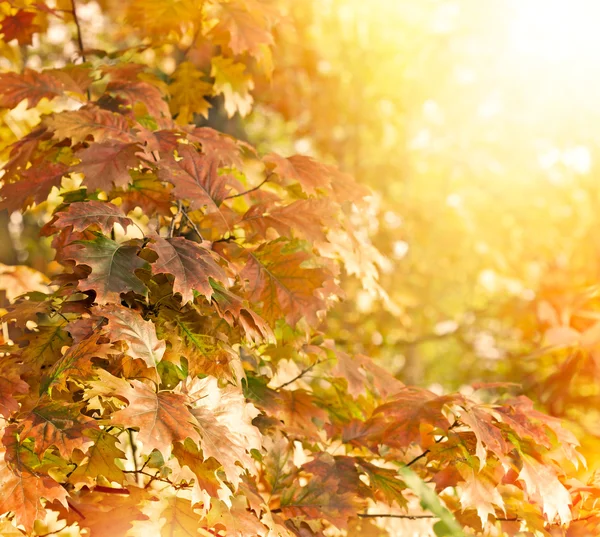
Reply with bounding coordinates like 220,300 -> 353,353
0,1 -> 596,536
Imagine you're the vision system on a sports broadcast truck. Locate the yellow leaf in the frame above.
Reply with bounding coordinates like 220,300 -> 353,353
210,56 -> 254,118
169,61 -> 213,124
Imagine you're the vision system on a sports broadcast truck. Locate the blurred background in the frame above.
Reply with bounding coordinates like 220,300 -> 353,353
3,0 -> 600,469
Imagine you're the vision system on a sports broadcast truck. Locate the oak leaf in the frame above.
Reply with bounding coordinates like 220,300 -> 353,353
458,467 -> 505,526
53,200 -> 132,234
107,80 -> 170,119
0,427 -> 68,533
0,161 -> 68,212
68,429 -> 127,486
45,107 -> 136,145
0,69 -> 63,109
157,144 -> 230,211
41,334 -> 114,393
96,303 -> 166,367
149,235 -> 227,304
168,62 -> 213,123
160,495 -> 202,537
73,142 -> 144,191
209,0 -> 274,57
20,399 -> 98,458
107,374 -> 201,457
184,376 -> 262,488
518,454 -> 571,524
63,233 -> 149,303
241,240 -> 329,326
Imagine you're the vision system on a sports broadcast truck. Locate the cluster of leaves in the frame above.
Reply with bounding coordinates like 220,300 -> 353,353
0,1 -> 597,536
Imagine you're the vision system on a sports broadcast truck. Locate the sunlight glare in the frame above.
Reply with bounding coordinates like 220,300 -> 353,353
509,0 -> 600,64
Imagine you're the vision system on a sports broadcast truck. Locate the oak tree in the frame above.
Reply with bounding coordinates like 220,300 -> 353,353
0,2 -> 595,536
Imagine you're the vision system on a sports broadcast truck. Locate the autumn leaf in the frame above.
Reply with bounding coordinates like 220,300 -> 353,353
96,303 -> 166,367
68,429 -> 127,486
210,280 -> 273,343
209,0 -> 274,57
63,233 -> 149,303
239,199 -> 335,243
45,107 -> 136,145
0,69 -> 64,109
459,405 -> 510,470
157,144 -> 231,211
41,334 -> 114,393
0,357 -> 28,418
0,427 -> 68,533
518,454 -> 572,524
117,172 -> 174,215
241,240 -> 330,326
169,62 -> 213,123
0,161 -> 68,212
211,56 -> 254,118
458,467 -> 505,526
73,142 -> 144,191
107,80 -> 171,119
184,376 -> 262,488
160,495 -> 202,537
202,496 -> 268,537
53,200 -> 132,234
263,153 -> 332,196
105,372 -> 201,457
172,439 -> 226,507
149,235 -> 227,304
187,127 -> 244,168
0,10 -> 39,45
20,399 -> 98,458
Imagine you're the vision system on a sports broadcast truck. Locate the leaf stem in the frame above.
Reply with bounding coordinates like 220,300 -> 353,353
224,171 -> 274,200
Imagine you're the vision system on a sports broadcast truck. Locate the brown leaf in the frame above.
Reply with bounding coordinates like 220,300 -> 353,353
149,235 -> 227,304
41,334 -> 113,393
45,107 -> 136,145
107,80 -> 170,119
0,427 -> 68,533
0,161 -> 67,212
373,389 -> 455,448
53,200 -> 132,234
157,144 -> 230,211
241,240 -> 329,326
108,374 -> 201,457
0,69 -> 63,109
0,10 -> 39,46
63,234 -> 149,304
95,304 -> 165,367
184,376 -> 262,488
20,399 -> 98,458
73,142 -> 144,191
210,280 -> 273,343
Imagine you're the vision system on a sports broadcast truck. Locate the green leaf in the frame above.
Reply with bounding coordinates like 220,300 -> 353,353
397,466 -> 466,537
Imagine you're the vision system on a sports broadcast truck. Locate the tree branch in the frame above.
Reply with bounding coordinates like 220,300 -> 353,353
274,359 -> 324,390
70,0 -> 86,63
181,208 -> 204,241
224,172 -> 273,200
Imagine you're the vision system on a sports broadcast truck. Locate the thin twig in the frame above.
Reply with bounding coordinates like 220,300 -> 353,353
168,201 -> 182,238
403,450 -> 430,468
181,209 -> 204,241
224,172 -> 273,201
70,0 -> 86,63
274,360 -> 324,390
358,514 -> 435,519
